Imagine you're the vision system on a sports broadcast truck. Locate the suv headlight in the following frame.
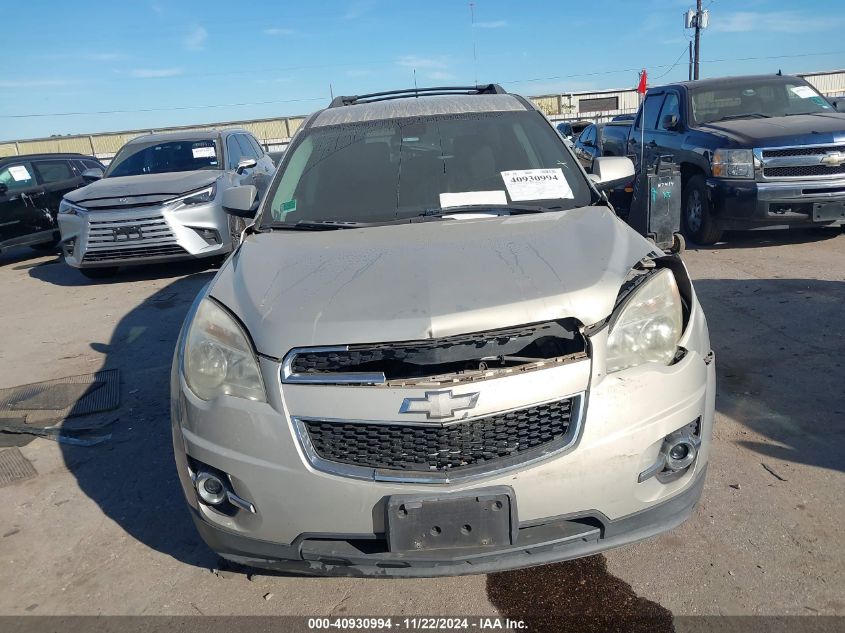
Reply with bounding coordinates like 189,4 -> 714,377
183,298 -> 266,402
169,183 -> 217,209
606,269 -> 683,373
711,148 -> 754,179
58,199 -> 86,215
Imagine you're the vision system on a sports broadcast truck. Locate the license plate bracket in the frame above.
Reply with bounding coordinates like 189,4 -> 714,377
385,486 -> 517,553
812,201 -> 845,222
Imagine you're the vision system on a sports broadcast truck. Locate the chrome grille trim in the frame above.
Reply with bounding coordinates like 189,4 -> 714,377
82,211 -> 183,263
755,144 -> 845,181
291,393 -> 585,484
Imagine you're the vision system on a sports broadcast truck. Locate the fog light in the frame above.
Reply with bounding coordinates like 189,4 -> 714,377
662,433 -> 698,471
196,472 -> 227,505
638,421 -> 701,483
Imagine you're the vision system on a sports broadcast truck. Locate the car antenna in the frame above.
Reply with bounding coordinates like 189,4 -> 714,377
413,69 -> 419,98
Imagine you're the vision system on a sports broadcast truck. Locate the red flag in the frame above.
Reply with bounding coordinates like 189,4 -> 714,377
637,69 -> 648,94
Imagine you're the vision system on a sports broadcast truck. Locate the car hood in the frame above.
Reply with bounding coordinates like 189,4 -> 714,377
209,206 -> 656,358
65,170 -> 221,209
699,112 -> 845,147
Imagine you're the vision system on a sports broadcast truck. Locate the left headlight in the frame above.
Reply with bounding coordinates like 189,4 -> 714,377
182,298 -> 266,402
711,148 -> 755,179
606,269 -> 683,374
169,183 -> 217,209
58,199 -> 86,215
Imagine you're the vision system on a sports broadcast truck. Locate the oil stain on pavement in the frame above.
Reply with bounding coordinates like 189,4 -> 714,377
486,555 -> 674,633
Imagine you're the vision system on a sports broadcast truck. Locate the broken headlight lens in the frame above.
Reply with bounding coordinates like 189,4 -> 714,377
606,269 -> 683,373
183,299 -> 266,402
711,148 -> 755,179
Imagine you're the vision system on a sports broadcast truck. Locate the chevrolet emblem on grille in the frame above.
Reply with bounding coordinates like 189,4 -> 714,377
399,390 -> 480,419
820,151 -> 845,168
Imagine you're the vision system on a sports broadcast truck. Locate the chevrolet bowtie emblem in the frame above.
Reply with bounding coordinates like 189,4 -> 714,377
820,151 -> 845,168
399,390 -> 480,419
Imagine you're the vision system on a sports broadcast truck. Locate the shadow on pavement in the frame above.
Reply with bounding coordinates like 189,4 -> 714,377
0,246 -> 60,269
694,277 -> 844,474
486,555 -> 674,633
687,228 -> 840,251
29,257 -> 221,287
57,266 -> 218,569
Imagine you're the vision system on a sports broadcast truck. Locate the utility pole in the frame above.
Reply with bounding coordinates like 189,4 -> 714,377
688,41 -> 693,80
685,2 -> 708,80
693,0 -> 702,80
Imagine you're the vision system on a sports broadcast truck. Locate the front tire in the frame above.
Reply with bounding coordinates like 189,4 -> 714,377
682,174 -> 722,245
80,267 -> 119,279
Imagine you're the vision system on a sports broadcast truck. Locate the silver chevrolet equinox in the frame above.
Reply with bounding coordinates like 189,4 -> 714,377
171,85 -> 716,577
58,129 -> 274,278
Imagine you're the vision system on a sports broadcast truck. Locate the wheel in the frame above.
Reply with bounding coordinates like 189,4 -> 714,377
681,174 -> 722,245
80,267 -> 119,279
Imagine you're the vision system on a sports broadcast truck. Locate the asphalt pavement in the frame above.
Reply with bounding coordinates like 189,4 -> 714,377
0,228 -> 842,625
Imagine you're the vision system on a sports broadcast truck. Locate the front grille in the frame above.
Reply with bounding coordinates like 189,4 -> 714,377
762,145 -> 844,158
301,397 -> 578,476
83,213 -> 183,263
763,164 -> 845,179
759,144 -> 845,180
82,244 -> 187,262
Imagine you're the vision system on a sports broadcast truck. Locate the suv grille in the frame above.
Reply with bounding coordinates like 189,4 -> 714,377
83,214 -> 183,263
300,396 -> 579,476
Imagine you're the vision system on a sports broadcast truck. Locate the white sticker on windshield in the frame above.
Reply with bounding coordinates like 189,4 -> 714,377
440,190 -> 507,209
501,168 -> 573,201
789,85 -> 817,99
8,165 -> 31,181
192,146 -> 216,158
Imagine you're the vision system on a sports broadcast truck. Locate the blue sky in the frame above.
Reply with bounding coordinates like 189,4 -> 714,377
2,0 -> 843,140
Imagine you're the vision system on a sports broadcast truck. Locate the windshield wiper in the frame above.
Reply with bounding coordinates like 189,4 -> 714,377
419,204 -> 564,218
709,112 -> 772,122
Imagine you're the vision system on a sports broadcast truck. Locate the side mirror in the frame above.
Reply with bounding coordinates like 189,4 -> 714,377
222,185 -> 258,218
236,158 -> 257,175
662,113 -> 680,130
589,156 -> 636,191
81,168 -> 104,182
0,183 -> 7,195
832,99 -> 845,113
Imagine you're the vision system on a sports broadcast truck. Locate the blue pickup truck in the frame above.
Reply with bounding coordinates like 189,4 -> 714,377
623,74 -> 845,244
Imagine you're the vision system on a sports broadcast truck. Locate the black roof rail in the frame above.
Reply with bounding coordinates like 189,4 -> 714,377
329,84 -> 507,108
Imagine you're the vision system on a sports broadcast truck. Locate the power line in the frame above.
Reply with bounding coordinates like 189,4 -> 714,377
3,49 -> 844,120
502,50 -> 845,86
0,97 -> 327,119
652,46 -> 693,80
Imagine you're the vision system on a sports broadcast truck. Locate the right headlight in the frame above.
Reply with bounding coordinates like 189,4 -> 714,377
182,298 -> 266,402
711,148 -> 754,179
58,199 -> 86,215
606,269 -> 683,374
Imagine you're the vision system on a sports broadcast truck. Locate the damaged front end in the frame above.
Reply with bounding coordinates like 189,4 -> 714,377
283,319 -> 588,387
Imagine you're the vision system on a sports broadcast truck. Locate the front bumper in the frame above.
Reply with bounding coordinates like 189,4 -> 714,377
190,466 -> 707,577
707,176 -> 845,229
171,294 -> 716,576
58,200 -> 231,268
